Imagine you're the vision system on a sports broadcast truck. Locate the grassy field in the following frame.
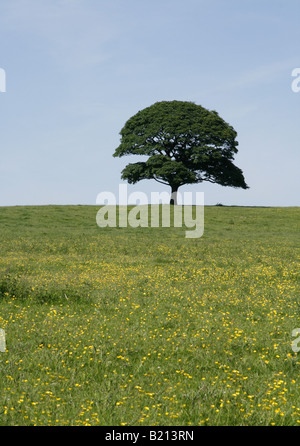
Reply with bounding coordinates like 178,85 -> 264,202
0,205 -> 299,426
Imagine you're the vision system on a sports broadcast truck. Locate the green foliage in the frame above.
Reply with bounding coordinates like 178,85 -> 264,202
114,101 -> 249,192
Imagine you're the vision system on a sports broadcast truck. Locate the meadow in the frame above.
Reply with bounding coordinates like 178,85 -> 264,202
0,204 -> 299,426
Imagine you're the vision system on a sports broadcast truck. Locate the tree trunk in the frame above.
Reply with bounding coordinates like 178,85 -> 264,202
170,186 -> 178,205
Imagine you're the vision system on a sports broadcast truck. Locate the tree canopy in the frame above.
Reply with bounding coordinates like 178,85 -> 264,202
113,100 -> 249,203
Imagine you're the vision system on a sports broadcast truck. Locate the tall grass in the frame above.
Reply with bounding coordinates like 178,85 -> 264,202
0,205 -> 299,425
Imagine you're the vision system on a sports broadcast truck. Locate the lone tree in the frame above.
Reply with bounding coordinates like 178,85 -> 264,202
113,100 -> 249,204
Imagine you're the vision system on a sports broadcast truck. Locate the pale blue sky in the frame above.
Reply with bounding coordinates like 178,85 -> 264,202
0,0 -> 299,206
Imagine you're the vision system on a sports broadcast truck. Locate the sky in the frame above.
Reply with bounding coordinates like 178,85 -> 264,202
0,0 -> 299,207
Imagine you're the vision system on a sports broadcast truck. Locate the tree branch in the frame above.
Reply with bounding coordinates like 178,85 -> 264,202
202,177 -> 217,184
153,175 -> 169,186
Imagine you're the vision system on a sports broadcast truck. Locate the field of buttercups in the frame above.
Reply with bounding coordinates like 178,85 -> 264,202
0,205 -> 299,425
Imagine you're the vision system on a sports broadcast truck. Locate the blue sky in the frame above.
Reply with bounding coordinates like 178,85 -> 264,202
0,0 -> 299,206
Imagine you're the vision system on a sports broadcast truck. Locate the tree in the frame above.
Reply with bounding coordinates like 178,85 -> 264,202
113,100 -> 249,204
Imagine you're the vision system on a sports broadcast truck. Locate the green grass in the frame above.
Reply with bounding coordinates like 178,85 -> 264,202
0,205 -> 299,426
